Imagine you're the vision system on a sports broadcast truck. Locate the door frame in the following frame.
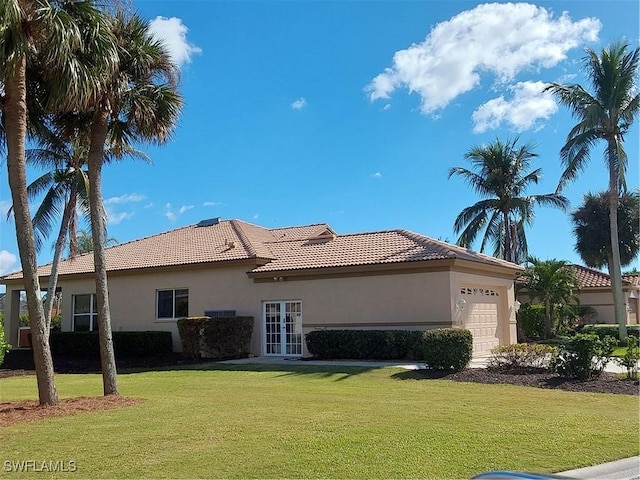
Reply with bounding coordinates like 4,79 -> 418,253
262,300 -> 303,356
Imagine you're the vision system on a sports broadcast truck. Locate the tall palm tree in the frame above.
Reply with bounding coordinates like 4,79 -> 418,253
1,0 -> 117,406
84,11 -> 183,396
572,190 -> 639,271
21,136 -> 145,328
74,229 -> 119,254
545,41 -> 640,341
449,137 -> 568,264
523,257 -> 580,339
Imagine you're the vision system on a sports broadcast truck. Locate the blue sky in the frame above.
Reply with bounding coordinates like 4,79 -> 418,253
1,0 -> 639,282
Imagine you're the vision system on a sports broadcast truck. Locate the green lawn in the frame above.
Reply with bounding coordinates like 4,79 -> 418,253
1,364 -> 638,479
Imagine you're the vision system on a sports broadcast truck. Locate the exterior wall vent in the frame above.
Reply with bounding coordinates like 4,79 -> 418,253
197,217 -> 220,227
205,310 -> 237,317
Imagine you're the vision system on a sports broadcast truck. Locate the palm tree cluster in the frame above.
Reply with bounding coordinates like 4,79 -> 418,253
1,1 -> 183,405
450,42 -> 638,341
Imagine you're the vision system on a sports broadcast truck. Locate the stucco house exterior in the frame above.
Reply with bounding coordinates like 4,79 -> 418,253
517,264 -> 640,325
1,218 -> 524,356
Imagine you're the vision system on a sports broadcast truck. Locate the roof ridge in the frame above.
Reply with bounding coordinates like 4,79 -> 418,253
571,264 -> 633,286
229,220 -> 258,258
269,222 -> 329,232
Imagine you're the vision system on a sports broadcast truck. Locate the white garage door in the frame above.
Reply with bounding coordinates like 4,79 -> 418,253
461,287 -> 501,355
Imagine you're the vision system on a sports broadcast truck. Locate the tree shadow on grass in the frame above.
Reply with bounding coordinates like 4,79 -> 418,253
119,362 -> 389,381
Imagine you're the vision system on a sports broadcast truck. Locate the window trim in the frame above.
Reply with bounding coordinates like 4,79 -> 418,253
72,293 -> 98,332
156,288 -> 189,320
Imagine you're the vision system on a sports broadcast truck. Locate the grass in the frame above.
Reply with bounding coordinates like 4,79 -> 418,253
612,346 -> 630,357
1,364 -> 639,479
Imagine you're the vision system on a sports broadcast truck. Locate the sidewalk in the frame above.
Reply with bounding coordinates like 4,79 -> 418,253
558,455 -> 640,480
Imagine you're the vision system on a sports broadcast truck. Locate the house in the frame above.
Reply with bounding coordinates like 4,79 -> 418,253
517,264 -> 640,325
1,218 -> 524,356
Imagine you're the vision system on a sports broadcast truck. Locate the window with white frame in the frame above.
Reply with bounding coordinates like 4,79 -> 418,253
157,289 -> 189,319
73,294 -> 97,331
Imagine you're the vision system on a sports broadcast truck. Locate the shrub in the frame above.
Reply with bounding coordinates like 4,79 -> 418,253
305,329 -> 424,360
177,317 -> 209,360
615,336 -> 640,380
421,329 -> 473,371
49,331 -> 173,357
201,316 -> 254,360
487,343 -> 557,373
517,304 -> 545,340
552,333 -> 617,380
581,324 -> 639,345
0,319 -> 11,366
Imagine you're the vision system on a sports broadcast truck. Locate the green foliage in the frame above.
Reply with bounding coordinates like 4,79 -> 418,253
177,316 -> 255,360
615,336 -> 640,380
201,316 -> 255,360
422,329 -> 473,371
517,304 -> 545,340
448,137 -> 568,264
581,324 -> 639,345
552,334 -> 617,380
572,190 -> 640,269
487,343 -> 557,372
305,329 -> 425,361
49,331 -> 173,357
50,314 -> 62,331
0,319 -> 11,366
177,317 -> 208,360
305,328 -> 474,371
19,314 -> 30,327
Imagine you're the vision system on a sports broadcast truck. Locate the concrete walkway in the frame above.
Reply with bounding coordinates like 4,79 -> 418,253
557,455 -> 640,480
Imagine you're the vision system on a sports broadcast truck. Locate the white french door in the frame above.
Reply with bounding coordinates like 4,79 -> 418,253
263,301 -> 303,356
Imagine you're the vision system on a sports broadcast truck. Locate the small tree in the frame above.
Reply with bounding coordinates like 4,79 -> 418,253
522,257 -> 579,339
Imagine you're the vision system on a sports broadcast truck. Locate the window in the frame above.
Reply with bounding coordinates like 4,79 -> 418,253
157,289 -> 189,319
73,294 -> 97,331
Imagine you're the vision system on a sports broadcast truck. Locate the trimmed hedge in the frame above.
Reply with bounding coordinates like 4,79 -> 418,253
581,324 -> 639,344
50,331 -> 173,357
517,304 -> 545,340
305,328 -> 473,371
422,328 -> 473,371
177,316 -> 255,360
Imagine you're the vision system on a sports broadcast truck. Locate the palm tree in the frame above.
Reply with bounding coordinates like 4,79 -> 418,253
448,137 -> 569,264
21,136 -> 144,327
74,229 -> 119,254
1,0 -> 117,406
545,41 -> 640,341
523,257 -> 580,339
84,11 -> 183,396
572,191 -> 639,271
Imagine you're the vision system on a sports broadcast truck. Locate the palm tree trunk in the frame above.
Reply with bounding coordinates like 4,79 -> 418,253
4,55 -> 58,406
503,211 -> 512,263
88,106 -> 119,396
607,153 -> 628,342
44,193 -> 76,328
544,301 -> 553,339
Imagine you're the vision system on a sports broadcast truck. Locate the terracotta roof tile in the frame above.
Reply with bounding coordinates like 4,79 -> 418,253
2,219 -> 522,281
517,264 -> 638,289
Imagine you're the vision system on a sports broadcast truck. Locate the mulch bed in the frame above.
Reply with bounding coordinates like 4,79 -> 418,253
407,368 -> 639,395
0,396 -> 145,428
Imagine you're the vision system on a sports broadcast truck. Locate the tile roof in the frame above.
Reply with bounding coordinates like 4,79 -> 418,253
518,264 -> 639,289
2,219 -> 522,281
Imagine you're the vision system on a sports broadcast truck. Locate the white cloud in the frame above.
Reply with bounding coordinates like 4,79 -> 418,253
203,201 -> 221,207
144,203 -> 154,209
105,193 -> 146,205
291,98 -> 308,110
149,16 -> 202,68
472,81 -> 558,133
0,250 -> 18,276
383,104 -> 391,111
107,211 -> 134,225
165,203 -> 194,222
365,3 -> 600,114
253,213 -> 260,220
371,172 -> 382,178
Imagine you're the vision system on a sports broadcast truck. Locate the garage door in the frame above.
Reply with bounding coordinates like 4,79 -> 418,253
460,287 -> 500,355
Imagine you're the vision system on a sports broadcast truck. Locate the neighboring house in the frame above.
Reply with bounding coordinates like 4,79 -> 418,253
1,218 -> 523,356
518,264 -> 640,325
